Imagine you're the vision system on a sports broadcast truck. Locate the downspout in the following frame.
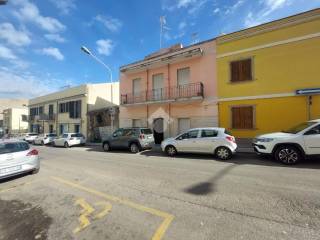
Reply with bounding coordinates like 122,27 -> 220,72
307,95 -> 312,120
167,63 -> 171,137
146,69 -> 149,128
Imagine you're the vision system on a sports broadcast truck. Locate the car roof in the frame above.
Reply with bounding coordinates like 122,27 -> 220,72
187,127 -> 225,131
0,139 -> 28,144
309,119 -> 320,123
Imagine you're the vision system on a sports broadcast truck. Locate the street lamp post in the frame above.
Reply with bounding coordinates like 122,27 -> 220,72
81,46 -> 115,132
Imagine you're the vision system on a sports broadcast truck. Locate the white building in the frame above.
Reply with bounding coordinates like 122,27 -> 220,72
28,83 -> 119,141
2,107 -> 28,134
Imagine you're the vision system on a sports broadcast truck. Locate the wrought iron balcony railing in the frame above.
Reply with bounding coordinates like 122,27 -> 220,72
121,82 -> 203,105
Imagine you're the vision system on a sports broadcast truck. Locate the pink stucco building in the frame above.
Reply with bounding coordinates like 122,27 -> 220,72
119,39 -> 218,144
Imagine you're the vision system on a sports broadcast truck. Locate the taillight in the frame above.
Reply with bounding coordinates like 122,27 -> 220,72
226,136 -> 236,143
139,134 -> 145,139
27,149 -> 38,156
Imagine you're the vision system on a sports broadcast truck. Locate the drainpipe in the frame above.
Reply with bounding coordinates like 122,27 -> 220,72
167,63 -> 171,137
146,69 -> 149,128
307,95 -> 312,120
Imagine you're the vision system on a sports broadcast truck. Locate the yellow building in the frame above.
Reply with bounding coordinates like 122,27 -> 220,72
217,8 -> 320,138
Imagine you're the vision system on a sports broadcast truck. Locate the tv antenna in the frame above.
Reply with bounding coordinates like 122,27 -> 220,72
160,16 -> 170,49
191,32 -> 199,45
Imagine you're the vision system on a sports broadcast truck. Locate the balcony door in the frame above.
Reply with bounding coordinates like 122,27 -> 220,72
152,74 -> 164,101
132,78 -> 141,103
177,67 -> 190,98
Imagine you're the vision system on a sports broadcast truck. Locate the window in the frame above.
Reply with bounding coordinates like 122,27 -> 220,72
132,119 -> 142,128
177,67 -> 190,86
49,125 -> 53,133
140,128 -> 153,135
178,130 -> 199,140
62,134 -> 68,138
230,59 -> 252,83
201,129 -> 218,138
132,78 -> 141,97
305,124 -> 320,135
74,124 -> 80,133
38,106 -> 44,115
49,104 -> 54,116
0,142 -> 29,154
123,129 -> 133,136
231,106 -> 254,129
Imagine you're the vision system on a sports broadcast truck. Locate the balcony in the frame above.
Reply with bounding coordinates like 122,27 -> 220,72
121,82 -> 204,105
29,114 -> 56,122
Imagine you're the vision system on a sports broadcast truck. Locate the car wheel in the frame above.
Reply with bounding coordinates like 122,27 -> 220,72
215,147 -> 232,160
275,145 -> 301,165
165,145 -> 177,157
64,142 -> 69,148
52,141 -> 56,147
103,142 -> 111,152
130,143 -> 139,153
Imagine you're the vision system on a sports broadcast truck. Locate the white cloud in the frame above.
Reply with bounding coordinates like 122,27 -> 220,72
49,0 -> 76,15
162,0 -> 208,14
44,34 -> 66,43
0,23 -> 31,46
94,15 -> 123,32
13,0 -> 66,33
40,47 -> 64,61
96,39 -> 114,56
0,68 -> 72,98
244,0 -> 292,27
178,21 -> 187,30
224,0 -> 245,15
213,8 -> 220,14
0,45 -> 17,60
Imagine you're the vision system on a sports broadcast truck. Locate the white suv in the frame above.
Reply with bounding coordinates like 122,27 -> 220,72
253,119 -> 320,164
161,128 -> 237,160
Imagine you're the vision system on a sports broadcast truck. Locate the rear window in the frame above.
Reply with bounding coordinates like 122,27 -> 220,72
224,129 -> 232,136
141,129 -> 153,135
48,134 -> 57,137
76,133 -> 84,138
0,142 -> 30,154
201,130 -> 218,138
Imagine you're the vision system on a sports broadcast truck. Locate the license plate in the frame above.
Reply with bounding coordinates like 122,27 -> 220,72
0,166 -> 22,176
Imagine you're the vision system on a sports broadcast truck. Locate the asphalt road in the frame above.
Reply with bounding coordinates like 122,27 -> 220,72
1,145 -> 320,240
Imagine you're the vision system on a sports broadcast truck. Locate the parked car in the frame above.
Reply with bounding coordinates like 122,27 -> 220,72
161,128 -> 237,160
0,140 -> 40,179
53,133 -> 86,148
102,128 -> 154,153
253,119 -> 320,165
24,133 -> 39,143
33,133 -> 57,145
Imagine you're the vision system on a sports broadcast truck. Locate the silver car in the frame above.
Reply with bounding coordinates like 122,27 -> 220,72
0,140 -> 40,179
33,133 -> 57,145
53,133 -> 86,148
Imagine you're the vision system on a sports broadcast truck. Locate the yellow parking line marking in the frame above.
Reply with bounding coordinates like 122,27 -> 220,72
73,198 -> 95,234
51,176 -> 174,240
94,201 -> 112,220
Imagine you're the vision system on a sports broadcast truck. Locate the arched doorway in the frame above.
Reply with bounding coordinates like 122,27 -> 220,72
153,118 -> 164,144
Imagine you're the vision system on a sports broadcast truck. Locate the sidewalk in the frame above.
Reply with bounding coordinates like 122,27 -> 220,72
86,138 -> 254,153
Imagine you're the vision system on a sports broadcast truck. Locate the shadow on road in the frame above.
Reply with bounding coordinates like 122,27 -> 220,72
184,164 -> 238,195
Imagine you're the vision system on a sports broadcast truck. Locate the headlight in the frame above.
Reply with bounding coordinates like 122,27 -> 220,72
257,138 -> 274,143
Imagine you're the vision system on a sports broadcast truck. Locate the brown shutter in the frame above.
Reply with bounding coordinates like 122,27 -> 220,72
231,106 -> 254,129
230,59 -> 252,82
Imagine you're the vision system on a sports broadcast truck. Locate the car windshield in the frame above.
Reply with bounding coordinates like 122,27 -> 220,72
283,122 -> 317,134
0,142 -> 30,155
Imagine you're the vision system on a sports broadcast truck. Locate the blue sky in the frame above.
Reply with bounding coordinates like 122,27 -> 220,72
0,0 -> 319,99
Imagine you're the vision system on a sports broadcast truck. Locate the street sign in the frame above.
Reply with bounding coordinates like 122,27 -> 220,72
296,88 -> 320,95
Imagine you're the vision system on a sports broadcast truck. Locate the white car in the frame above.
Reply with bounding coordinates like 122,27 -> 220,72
53,133 -> 86,148
0,140 -> 40,179
161,128 -> 237,160
33,133 -> 57,145
24,133 -> 39,143
253,119 -> 320,165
